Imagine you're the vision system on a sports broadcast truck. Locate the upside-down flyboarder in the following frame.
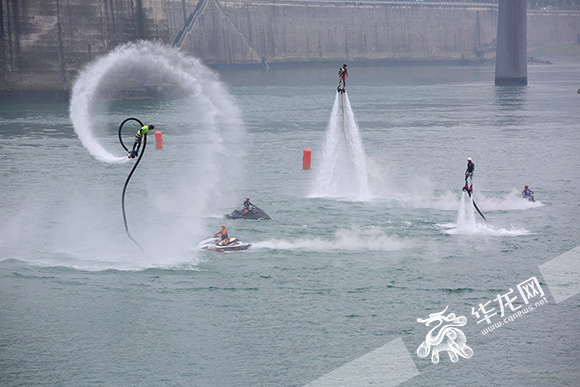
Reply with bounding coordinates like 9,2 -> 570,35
128,124 -> 154,159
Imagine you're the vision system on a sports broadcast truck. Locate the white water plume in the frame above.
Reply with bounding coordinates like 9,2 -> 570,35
311,92 -> 370,201
440,192 -> 529,236
457,191 -> 477,230
63,41 -> 245,267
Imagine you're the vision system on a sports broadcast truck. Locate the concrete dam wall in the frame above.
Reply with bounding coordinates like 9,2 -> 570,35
177,0 -> 501,65
1,0 -> 579,95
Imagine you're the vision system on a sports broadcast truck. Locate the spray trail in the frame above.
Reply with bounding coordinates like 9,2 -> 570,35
70,41 -> 243,165
311,92 -> 370,200
253,227 -> 411,252
65,41 -> 245,266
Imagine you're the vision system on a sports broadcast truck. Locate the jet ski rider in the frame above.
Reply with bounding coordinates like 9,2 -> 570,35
241,197 -> 254,216
522,185 -> 535,201
214,224 -> 230,245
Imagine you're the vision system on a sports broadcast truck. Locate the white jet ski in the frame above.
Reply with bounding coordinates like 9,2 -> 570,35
198,236 -> 251,252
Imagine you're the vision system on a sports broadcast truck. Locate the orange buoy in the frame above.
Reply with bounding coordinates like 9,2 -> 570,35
155,131 -> 163,148
303,148 -> 312,170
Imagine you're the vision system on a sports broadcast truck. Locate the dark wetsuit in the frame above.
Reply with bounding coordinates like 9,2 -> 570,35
465,161 -> 475,187
241,200 -> 254,215
338,67 -> 348,90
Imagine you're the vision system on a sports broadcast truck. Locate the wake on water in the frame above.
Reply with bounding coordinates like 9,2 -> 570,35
395,187 -> 542,211
253,226 -> 411,252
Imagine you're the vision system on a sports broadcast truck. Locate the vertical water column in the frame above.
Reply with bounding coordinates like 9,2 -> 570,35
495,0 -> 527,85
456,192 -> 478,232
311,92 -> 369,201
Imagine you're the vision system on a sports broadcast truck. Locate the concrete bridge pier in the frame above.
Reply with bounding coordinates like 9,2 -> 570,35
495,0 -> 527,85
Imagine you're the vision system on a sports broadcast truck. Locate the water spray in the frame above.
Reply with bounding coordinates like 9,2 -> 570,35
68,41 -> 246,265
313,89 -> 398,200
463,188 -> 487,221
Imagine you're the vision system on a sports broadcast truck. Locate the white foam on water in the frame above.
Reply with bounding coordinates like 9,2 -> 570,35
439,191 -> 530,236
253,226 -> 411,252
477,189 -> 543,210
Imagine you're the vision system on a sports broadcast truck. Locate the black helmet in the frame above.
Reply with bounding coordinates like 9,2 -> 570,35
343,64 -> 347,67
149,124 -> 154,130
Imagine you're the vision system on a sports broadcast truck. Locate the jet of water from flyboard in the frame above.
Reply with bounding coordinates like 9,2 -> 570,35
456,191 -> 478,231
70,41 -> 243,163
311,91 -> 370,201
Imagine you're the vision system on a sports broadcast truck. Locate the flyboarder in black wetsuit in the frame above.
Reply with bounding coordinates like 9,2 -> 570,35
337,64 -> 348,93
463,157 -> 474,192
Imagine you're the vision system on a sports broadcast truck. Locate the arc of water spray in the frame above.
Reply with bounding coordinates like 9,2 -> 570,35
339,91 -> 398,197
118,117 -> 148,255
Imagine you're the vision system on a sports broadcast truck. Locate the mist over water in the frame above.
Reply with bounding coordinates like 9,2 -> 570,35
50,41 -> 246,268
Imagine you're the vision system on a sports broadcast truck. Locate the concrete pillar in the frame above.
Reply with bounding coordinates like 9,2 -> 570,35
495,0 -> 527,85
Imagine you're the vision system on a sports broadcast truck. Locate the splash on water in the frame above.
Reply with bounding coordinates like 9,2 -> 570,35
440,192 -> 529,236
311,92 -> 370,201
387,180 -> 542,212
54,41 -> 246,268
478,189 -> 543,210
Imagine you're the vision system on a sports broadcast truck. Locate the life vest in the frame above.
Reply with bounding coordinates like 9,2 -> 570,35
139,125 -> 150,136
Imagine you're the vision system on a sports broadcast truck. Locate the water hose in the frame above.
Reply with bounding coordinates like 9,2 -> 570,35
466,190 -> 487,221
118,117 -> 148,254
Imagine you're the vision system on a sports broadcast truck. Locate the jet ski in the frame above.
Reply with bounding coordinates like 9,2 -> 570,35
198,236 -> 251,252
224,206 -> 271,220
